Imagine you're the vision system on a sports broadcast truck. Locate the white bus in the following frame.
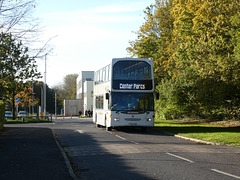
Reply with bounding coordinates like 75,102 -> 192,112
93,58 -> 155,131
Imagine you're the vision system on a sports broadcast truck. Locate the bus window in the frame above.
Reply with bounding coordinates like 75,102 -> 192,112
96,95 -> 104,109
113,61 -> 151,80
106,65 -> 109,81
103,67 -> 106,82
99,69 -> 103,82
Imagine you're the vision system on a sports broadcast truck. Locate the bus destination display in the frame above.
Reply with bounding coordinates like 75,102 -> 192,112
113,80 -> 152,90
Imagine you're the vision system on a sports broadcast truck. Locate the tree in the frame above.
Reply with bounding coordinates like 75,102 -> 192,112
172,0 -> 240,84
0,0 -> 54,59
32,81 -> 56,114
63,74 -> 78,99
51,74 -> 78,114
0,0 -> 35,32
170,0 -> 240,119
15,82 -> 39,113
128,0 -> 240,120
52,84 -> 65,115
127,0 -> 175,85
0,32 -> 41,119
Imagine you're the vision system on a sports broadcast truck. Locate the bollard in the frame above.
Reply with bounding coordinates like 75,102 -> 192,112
22,117 -> 25,123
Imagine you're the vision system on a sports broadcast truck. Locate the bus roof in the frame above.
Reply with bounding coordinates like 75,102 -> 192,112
112,57 -> 151,61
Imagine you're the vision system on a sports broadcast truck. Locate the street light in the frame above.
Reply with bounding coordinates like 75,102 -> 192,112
55,91 -> 57,119
32,81 -> 34,115
44,54 -> 47,116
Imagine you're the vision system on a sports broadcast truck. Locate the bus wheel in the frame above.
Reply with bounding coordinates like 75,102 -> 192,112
106,126 -> 112,131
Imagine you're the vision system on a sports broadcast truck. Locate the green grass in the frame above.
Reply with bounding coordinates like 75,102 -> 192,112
6,118 -> 52,123
154,120 -> 240,146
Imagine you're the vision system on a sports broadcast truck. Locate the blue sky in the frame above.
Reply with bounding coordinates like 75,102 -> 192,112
35,0 -> 155,87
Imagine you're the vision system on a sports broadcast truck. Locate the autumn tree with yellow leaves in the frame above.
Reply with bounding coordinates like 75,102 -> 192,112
128,0 -> 240,120
15,83 -> 39,111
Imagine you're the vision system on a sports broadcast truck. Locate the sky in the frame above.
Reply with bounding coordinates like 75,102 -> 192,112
35,0 -> 155,87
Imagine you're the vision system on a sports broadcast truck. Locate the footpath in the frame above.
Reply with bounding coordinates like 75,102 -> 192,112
0,126 -> 73,180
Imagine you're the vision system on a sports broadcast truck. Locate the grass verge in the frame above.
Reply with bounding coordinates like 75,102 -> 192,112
154,120 -> 240,146
6,118 -> 52,123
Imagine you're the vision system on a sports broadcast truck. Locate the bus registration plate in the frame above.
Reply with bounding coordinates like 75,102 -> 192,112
129,123 -> 137,126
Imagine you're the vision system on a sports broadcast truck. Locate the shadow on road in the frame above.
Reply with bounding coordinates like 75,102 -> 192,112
55,128 -> 155,180
0,127 -> 72,180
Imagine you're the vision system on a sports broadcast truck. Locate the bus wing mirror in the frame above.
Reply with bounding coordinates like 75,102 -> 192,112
105,93 -> 109,100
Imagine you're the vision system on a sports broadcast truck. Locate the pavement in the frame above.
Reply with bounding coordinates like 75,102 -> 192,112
0,126 -> 74,180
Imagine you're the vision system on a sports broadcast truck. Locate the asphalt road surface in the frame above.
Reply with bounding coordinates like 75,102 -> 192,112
53,117 -> 240,180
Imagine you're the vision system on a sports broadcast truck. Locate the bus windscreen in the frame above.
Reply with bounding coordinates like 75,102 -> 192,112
111,92 -> 154,111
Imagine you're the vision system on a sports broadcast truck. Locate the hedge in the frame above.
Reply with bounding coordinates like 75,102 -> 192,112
0,101 -> 4,129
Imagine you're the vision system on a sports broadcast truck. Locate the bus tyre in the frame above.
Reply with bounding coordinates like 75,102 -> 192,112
106,126 -> 112,131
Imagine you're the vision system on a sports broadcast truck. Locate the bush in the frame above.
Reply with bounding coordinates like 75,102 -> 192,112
155,76 -> 240,121
0,101 -> 5,129
155,79 -> 188,120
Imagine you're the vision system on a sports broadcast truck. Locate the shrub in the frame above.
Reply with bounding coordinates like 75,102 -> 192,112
0,101 -> 5,129
155,76 -> 240,121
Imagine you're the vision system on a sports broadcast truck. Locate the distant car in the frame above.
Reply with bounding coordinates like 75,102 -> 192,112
18,111 -> 27,117
5,111 -> 12,118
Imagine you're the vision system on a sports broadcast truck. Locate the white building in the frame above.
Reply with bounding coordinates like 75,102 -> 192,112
64,99 -> 83,116
84,80 -> 94,113
76,71 -> 94,116
76,71 -> 94,100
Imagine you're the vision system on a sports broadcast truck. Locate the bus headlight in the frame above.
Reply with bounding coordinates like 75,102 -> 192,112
114,118 -> 119,121
146,118 -> 152,122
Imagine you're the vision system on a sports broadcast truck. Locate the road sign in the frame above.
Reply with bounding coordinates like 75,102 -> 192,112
15,97 -> 20,103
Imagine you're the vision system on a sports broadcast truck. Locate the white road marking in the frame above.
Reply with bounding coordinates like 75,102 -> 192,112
129,141 -> 139,145
166,153 -> 194,163
115,135 -> 139,144
211,169 -> 240,179
116,135 -> 126,140
106,131 -> 113,134
76,130 -> 84,134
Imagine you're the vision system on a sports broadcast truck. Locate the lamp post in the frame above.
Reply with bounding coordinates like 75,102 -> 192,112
55,91 -> 57,119
44,54 -> 47,116
32,81 -> 34,115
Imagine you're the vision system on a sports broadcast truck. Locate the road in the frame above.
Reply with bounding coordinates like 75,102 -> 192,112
53,117 -> 240,180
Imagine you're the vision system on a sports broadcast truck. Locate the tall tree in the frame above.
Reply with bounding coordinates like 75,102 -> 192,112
0,32 -> 41,119
128,0 -> 240,119
171,0 -> 240,118
172,0 -> 240,84
0,0 -> 53,59
63,74 -> 78,99
127,0 -> 175,85
51,74 -> 78,114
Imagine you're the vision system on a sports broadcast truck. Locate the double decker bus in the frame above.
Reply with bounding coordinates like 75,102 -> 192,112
93,58 -> 155,131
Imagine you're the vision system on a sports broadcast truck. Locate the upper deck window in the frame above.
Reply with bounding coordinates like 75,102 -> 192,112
113,61 -> 151,80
